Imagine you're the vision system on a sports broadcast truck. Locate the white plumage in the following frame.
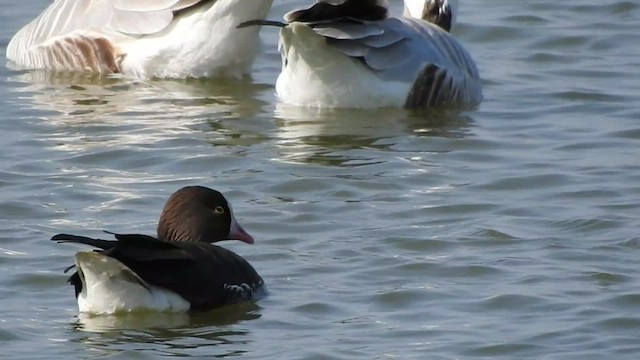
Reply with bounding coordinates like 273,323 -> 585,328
273,0 -> 481,109
7,0 -> 274,78
74,251 -> 190,314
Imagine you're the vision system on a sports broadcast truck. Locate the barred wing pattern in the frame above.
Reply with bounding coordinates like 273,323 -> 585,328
6,0 -> 211,74
315,17 -> 481,107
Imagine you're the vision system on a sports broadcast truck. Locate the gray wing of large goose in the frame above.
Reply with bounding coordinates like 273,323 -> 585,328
7,0 -> 207,72
316,18 -> 479,82
314,17 -> 482,105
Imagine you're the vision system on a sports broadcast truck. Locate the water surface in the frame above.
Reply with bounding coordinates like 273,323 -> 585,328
1,1 -> 639,359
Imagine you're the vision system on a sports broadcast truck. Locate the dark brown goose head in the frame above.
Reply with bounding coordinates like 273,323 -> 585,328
157,186 -> 254,244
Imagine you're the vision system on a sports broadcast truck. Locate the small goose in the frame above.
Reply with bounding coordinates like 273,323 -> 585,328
241,0 -> 481,108
51,186 -> 265,314
7,0 -> 274,78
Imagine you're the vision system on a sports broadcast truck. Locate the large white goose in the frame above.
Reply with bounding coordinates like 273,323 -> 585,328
7,0 -> 274,78
52,186 -> 265,314
241,0 -> 481,109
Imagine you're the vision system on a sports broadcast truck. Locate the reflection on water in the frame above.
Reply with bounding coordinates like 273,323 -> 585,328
4,64 -> 476,171
76,302 -> 261,333
6,70 -> 270,128
272,103 -> 474,166
3,0 -> 640,359
274,103 -> 475,139
72,303 -> 261,357
3,70 -> 277,167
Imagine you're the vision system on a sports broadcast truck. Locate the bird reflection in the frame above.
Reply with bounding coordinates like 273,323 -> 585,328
75,302 -> 261,333
6,69 -> 271,150
71,303 -> 261,357
272,103 -> 475,166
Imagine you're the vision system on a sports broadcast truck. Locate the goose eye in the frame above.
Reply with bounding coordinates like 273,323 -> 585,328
213,206 -> 225,215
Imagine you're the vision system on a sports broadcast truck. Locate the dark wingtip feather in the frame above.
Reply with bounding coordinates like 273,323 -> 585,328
237,19 -> 287,29
51,233 -> 84,242
51,233 -> 67,241
63,264 -> 76,273
51,233 -> 117,249
285,0 -> 388,23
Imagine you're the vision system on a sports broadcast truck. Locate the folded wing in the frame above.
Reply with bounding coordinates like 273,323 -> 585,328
306,16 -> 481,106
7,0 -> 211,73
52,231 -> 264,311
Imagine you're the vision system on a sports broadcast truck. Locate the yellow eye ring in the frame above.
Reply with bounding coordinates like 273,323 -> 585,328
213,206 -> 225,214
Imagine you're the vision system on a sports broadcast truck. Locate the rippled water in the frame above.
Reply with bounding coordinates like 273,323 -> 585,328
1,0 -> 640,359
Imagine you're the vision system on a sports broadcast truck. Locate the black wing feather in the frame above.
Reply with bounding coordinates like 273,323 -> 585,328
51,233 -> 116,250
119,242 -> 263,310
285,0 -> 388,23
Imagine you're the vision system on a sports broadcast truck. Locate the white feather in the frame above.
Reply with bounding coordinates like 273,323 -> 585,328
276,24 -> 409,108
74,251 -> 190,314
275,0 -> 480,109
121,1 -> 273,78
7,0 -> 274,78
112,0 -> 185,12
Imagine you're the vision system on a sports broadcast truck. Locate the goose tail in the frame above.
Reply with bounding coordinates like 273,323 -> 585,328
73,251 -> 190,314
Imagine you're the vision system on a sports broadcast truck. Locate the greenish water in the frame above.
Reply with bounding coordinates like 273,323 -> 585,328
1,1 -> 640,359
